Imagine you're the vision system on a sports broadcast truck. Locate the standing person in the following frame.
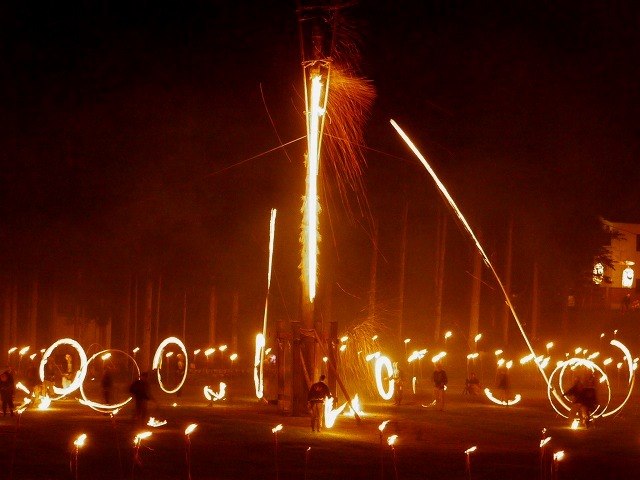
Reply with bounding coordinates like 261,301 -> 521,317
495,365 -> 510,402
307,375 -> 331,433
129,372 -> 155,426
433,363 -> 448,411
101,366 -> 114,405
392,362 -> 404,406
0,368 -> 15,416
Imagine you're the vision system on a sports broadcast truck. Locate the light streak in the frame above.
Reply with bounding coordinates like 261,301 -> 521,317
324,397 -> 347,428
258,209 -> 277,401
152,337 -> 188,394
79,349 -> 138,413
374,356 -> 394,401
391,119 -> 550,387
302,74 -> 326,303
15,382 -> 30,394
484,388 -> 522,406
39,338 -> 88,399
254,334 -> 265,399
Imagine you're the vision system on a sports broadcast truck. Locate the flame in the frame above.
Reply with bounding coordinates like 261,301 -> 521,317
134,431 -> 152,446
74,433 -> 87,447
15,382 -> 30,395
344,394 -> 364,417
387,435 -> 398,446
540,437 -> 552,448
272,424 -> 283,434
324,397 -> 347,428
465,446 -> 477,454
378,420 -> 390,432
38,396 -> 51,410
147,417 -> 167,428
185,424 -> 197,436
553,451 -> 565,461
204,382 -> 227,401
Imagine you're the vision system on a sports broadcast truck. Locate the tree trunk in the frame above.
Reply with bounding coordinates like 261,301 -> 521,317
141,275 -> 153,372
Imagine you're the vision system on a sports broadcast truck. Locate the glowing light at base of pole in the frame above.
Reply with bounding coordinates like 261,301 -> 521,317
254,334 -> 265,399
152,337 -> 188,394
374,356 -> 394,401
38,396 -> 51,410
324,397 -> 347,428
344,394 -> 364,417
484,388 -> 522,406
39,338 -> 88,399
302,74 -> 326,304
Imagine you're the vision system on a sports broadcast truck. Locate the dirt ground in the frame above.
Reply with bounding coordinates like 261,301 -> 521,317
1,372 -> 639,480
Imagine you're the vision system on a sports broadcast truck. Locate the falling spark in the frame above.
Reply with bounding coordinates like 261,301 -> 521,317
391,120 -> 550,387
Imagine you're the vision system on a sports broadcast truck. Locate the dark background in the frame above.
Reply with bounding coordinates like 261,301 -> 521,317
1,1 -> 638,356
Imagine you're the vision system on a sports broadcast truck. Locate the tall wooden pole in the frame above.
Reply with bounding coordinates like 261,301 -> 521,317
434,206 -> 447,344
501,216 -> 514,346
398,203 -> 408,340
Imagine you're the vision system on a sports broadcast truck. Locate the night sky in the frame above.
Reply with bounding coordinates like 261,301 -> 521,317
1,1 -> 638,349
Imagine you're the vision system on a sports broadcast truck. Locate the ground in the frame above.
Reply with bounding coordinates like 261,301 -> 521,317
1,372 -> 638,479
